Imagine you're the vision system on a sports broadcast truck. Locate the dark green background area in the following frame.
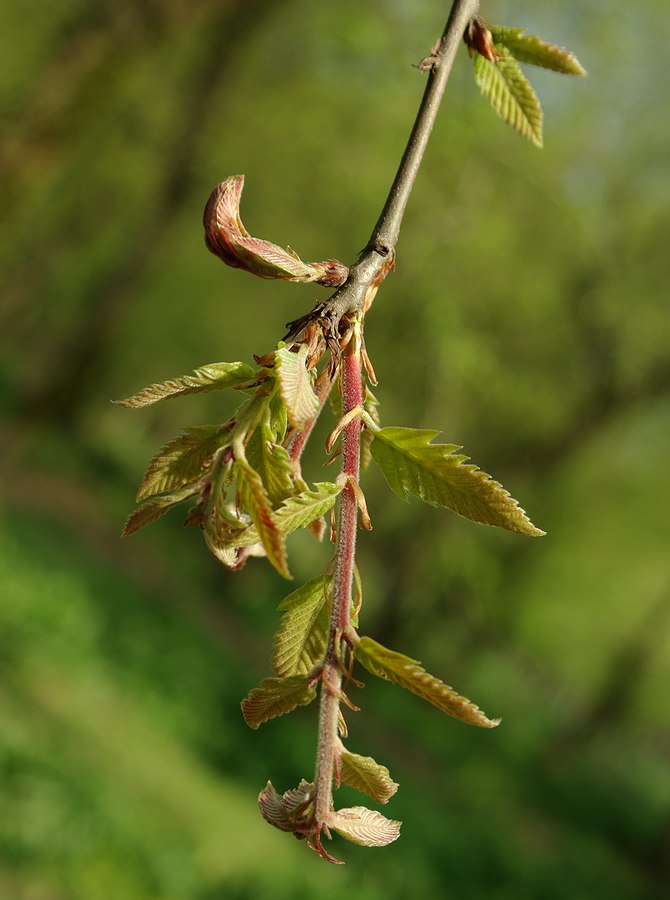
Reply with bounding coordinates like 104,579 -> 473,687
1,1 -> 669,897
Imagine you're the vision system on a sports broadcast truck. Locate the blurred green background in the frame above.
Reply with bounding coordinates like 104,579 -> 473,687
1,1 -> 669,897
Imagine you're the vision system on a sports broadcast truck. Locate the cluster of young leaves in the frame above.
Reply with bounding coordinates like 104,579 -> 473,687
117,346 -> 342,580
120,319 -> 545,859
464,16 -> 586,147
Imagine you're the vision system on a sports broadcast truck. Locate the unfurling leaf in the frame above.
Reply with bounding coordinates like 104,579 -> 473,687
204,175 -> 348,286
122,485 -> 199,537
370,426 -> 544,536
241,675 -> 317,729
275,345 -> 320,431
354,636 -> 500,728
473,51 -> 543,147
237,461 -> 289,578
339,751 -> 398,804
228,482 -> 343,551
258,780 -> 314,835
115,361 -> 255,408
258,781 -> 294,832
489,26 -> 587,76
328,807 -> 401,848
137,425 -> 228,501
246,427 -> 294,507
272,577 -> 329,677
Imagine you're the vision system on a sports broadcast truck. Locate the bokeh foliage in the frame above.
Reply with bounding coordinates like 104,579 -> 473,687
1,0 -> 669,897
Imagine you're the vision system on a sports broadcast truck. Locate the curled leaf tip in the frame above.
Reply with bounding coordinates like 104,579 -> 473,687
204,175 -> 348,286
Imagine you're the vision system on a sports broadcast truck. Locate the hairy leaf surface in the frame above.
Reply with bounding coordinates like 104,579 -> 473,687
122,485 -> 199,537
246,426 -> 294,507
116,361 -> 255,408
275,345 -> 319,431
328,807 -> 401,847
228,482 -> 343,550
258,780 -> 313,834
354,636 -> 501,728
137,425 -> 227,501
258,781 -> 293,832
236,461 -> 289,578
371,427 -> 543,535
490,26 -> 586,75
474,51 -> 543,147
272,577 -> 329,677
241,675 -> 317,729
339,751 -> 398,804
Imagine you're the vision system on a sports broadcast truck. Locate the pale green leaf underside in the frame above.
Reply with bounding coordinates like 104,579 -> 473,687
272,576 -> 329,677
474,51 -> 543,147
246,426 -> 294,507
225,482 -> 343,550
137,425 -> 227,501
339,750 -> 399,804
354,636 -> 501,728
328,807 -> 401,848
370,426 -> 544,536
237,462 -> 289,578
490,26 -> 587,76
241,675 -> 317,729
115,361 -> 255,408
275,345 -> 319,431
122,484 -> 199,537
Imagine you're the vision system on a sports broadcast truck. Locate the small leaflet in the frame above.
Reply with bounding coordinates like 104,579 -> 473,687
489,26 -> 587,76
226,482 -> 343,550
275,344 -> 320,431
370,426 -> 544,536
354,636 -> 501,728
136,425 -> 226,501
241,675 -> 317,729
237,461 -> 289,578
339,750 -> 399,804
122,485 -> 199,537
272,577 -> 329,677
115,361 -> 256,408
328,807 -> 401,848
473,51 -> 543,148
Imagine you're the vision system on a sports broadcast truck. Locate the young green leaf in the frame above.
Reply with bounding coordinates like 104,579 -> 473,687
370,427 -> 544,536
354,636 -> 501,728
328,807 -> 401,848
137,425 -> 228,501
474,52 -> 543,147
122,485 -> 199,537
339,750 -> 399,804
246,428 -> 295,508
272,577 -> 330,677
241,675 -> 317,729
227,482 -> 343,551
236,461 -> 289,578
115,361 -> 256,408
490,26 -> 586,76
275,344 -> 320,431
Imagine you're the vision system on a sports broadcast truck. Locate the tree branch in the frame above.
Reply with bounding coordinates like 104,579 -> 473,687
369,0 -> 479,252
301,0 -> 479,327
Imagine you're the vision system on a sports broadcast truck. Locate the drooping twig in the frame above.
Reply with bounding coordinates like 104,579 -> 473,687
286,0 -> 480,339
308,0 -> 480,849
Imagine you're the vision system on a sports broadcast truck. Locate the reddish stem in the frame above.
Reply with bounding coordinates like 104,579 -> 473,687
313,324 -> 363,828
